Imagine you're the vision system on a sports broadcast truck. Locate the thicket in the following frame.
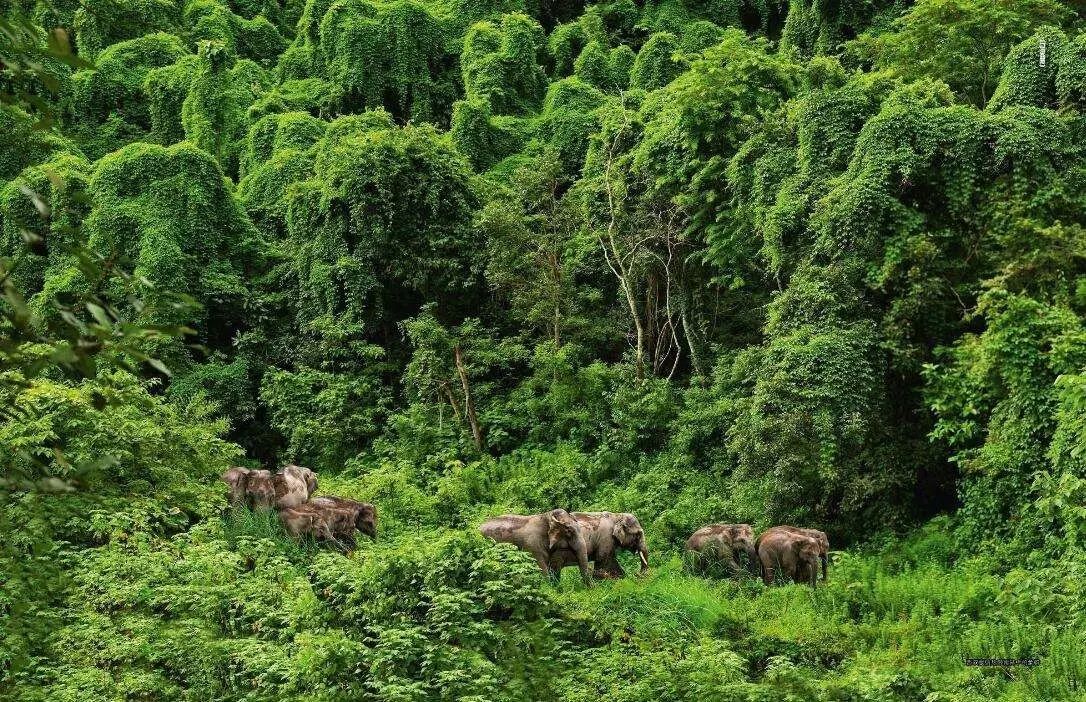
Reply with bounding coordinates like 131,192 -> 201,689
4,0 -> 1086,699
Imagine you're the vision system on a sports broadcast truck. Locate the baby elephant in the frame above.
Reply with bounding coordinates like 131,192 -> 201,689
761,525 -> 830,581
480,509 -> 592,586
221,467 -> 277,509
756,529 -> 821,588
685,523 -> 757,576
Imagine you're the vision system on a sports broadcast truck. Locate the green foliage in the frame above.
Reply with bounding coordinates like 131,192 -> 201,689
856,0 -> 1067,106
181,41 -> 250,171
779,0 -> 890,60
402,308 -> 527,453
630,31 -> 683,90
143,54 -> 200,145
247,76 -> 338,118
20,524 -> 560,701
462,13 -> 547,115
66,32 -> 191,158
72,0 -> 181,59
47,141 -> 262,367
449,97 -> 528,170
988,29 -> 1086,112
287,121 -> 481,339
261,354 -> 391,469
184,0 -> 289,66
480,151 -> 606,345
0,104 -> 81,182
9,1 -> 1086,699
0,152 -> 91,298
534,76 -> 605,174
316,0 -> 456,123
0,370 -> 238,687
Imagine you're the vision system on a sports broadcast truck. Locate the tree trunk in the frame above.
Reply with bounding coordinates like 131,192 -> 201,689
439,381 -> 463,422
681,297 -> 707,384
454,344 -> 483,452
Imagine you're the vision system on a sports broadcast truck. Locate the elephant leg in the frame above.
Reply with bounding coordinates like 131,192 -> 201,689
760,555 -> 776,585
534,552 -> 560,582
595,558 -> 624,579
577,552 -> 592,586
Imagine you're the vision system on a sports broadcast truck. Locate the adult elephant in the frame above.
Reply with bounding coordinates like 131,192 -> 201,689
221,466 -> 251,506
273,464 -> 318,509
761,525 -> 830,581
480,509 -> 592,586
756,529 -> 821,588
221,467 -> 276,509
279,503 -> 336,543
310,496 -> 377,545
547,512 -> 649,579
685,523 -> 757,576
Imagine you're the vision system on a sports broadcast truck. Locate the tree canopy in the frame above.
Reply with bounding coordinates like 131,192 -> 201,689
4,0 -> 1086,699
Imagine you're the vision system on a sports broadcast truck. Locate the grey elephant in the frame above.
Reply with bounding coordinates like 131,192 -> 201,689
279,503 -> 336,542
479,509 -> 592,586
310,496 -> 377,546
222,466 -> 251,506
685,523 -> 757,576
761,525 -> 830,581
273,464 -> 318,509
756,528 -> 821,588
547,512 -> 649,579
221,467 -> 276,509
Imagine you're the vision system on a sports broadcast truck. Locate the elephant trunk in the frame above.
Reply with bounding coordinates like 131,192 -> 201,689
638,536 -> 649,573
575,533 -> 593,586
746,545 -> 758,576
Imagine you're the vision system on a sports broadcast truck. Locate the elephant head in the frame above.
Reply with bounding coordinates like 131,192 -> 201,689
221,466 -> 250,506
794,536 -> 821,588
731,524 -> 758,575
274,464 -> 317,509
354,502 -> 377,540
309,496 -> 377,542
686,523 -> 757,576
246,469 -> 277,509
610,513 -> 649,573
547,509 -> 591,585
546,509 -> 582,551
286,464 -> 318,497
763,525 -> 830,581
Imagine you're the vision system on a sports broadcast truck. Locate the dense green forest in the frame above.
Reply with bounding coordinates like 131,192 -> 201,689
3,0 -> 1086,698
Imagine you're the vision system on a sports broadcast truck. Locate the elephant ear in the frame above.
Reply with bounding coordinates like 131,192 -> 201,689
611,517 -> 631,546
547,510 -> 571,550
222,466 -> 250,489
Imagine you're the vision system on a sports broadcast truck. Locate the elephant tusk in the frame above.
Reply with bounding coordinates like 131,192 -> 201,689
639,551 -> 649,569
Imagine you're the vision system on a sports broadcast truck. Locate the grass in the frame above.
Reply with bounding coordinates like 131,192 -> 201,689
549,547 -> 1086,699
213,505 -> 1086,700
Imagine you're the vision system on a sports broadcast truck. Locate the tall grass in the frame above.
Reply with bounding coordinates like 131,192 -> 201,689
548,544 -> 1082,699
220,507 -> 317,560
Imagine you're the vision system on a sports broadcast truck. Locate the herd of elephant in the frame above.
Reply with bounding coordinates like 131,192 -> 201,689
480,509 -> 830,588
221,467 -> 828,588
221,464 -> 377,549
